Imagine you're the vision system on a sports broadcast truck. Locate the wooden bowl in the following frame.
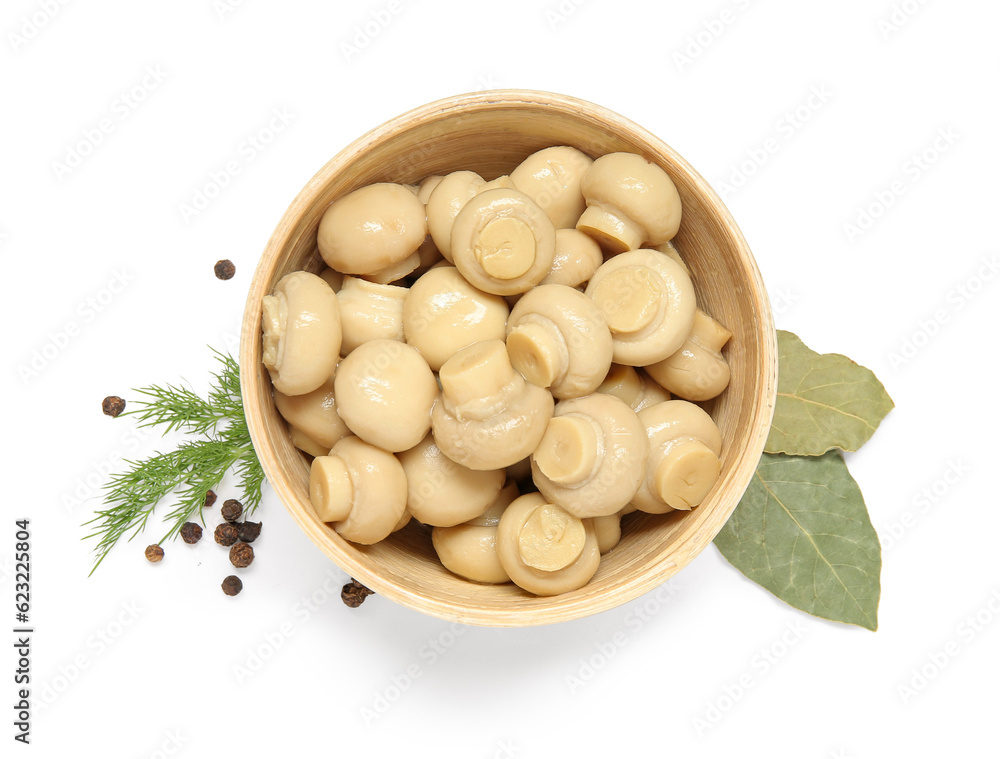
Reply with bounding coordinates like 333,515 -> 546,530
240,90 -> 777,626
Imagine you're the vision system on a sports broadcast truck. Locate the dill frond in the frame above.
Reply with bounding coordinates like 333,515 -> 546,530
86,351 -> 266,573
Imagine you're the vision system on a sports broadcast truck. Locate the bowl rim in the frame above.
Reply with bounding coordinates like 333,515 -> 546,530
240,89 -> 778,626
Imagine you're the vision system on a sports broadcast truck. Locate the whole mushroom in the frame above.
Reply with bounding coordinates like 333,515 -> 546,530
495,493 -> 601,596
510,145 -> 594,229
576,152 -> 682,254
633,400 -> 723,514
334,339 -> 437,453
431,482 -> 520,584
431,339 -> 553,470
261,271 -> 341,396
336,276 -> 407,355
530,393 -> 648,518
317,183 -> 427,278
273,376 -> 351,458
585,248 -> 696,366
309,436 -> 408,544
450,188 -> 557,296
402,266 -> 509,371
397,434 -> 505,527
645,309 -> 733,401
505,284 -> 613,399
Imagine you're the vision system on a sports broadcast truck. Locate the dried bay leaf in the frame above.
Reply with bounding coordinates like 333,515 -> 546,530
714,451 -> 881,630
767,330 -> 893,456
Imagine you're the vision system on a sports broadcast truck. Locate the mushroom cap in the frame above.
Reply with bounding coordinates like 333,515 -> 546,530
262,271 -> 341,396
644,309 -> 732,401
510,146 -> 594,229
580,152 -> 682,245
431,340 -> 554,470
593,513 -> 622,554
450,188 -> 557,296
317,183 -> 427,275
334,339 -> 437,452
402,266 -> 509,371
337,276 -> 407,355
417,174 -> 445,205
633,400 -> 723,513
273,375 -> 350,452
397,434 -> 505,527
540,228 -> 604,288
426,170 -> 485,260
506,284 -> 613,399
325,436 -> 408,544
431,524 -> 511,584
585,248 -> 696,366
496,493 -> 601,596
530,393 -> 649,518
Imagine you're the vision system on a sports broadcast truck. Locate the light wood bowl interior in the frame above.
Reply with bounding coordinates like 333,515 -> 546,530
240,90 -> 777,626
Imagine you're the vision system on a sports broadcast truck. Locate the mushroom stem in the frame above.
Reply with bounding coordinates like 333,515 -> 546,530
517,503 -> 586,572
589,268 -> 662,335
533,415 -> 602,486
577,205 -> 645,254
506,320 -> 567,389
438,340 -> 516,415
654,439 -> 721,511
310,455 -> 353,522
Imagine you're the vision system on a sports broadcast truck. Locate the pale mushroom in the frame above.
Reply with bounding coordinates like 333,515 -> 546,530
431,482 -> 520,584
596,364 -> 671,412
317,183 -> 427,277
633,400 -> 723,513
431,339 -> 554,470
585,248 -> 696,366
540,228 -> 603,288
318,267 -> 344,293
261,271 -> 341,396
510,145 -> 593,229
309,436 -> 407,544
530,393 -> 648,518
645,309 -> 733,401
273,376 -> 350,457
333,339 -> 437,452
426,170 -> 485,262
336,276 -> 407,355
450,188 -> 556,296
577,152 -> 682,254
505,284 -> 613,399
397,434 -> 505,527
402,266 -> 509,371
417,175 -> 444,204
593,513 -> 622,554
496,492 -> 600,596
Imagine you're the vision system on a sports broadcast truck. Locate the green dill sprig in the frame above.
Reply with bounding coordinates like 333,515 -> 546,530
85,350 -> 265,574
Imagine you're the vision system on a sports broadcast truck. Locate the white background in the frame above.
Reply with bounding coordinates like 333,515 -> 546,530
5,0 -> 999,756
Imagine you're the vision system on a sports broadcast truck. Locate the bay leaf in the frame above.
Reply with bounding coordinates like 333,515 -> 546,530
714,451 -> 881,630
767,330 -> 894,455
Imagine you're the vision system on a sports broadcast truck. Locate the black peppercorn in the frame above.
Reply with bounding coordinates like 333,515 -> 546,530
204,490 -> 217,508
145,544 -> 164,563
229,541 -> 254,568
214,259 -> 236,280
221,575 -> 243,596
180,522 -> 203,544
221,499 -> 243,522
341,579 -> 374,608
102,396 -> 126,417
237,521 -> 262,543
214,522 -> 239,547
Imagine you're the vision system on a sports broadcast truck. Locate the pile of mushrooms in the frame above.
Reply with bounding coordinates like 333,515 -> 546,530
261,146 -> 733,597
